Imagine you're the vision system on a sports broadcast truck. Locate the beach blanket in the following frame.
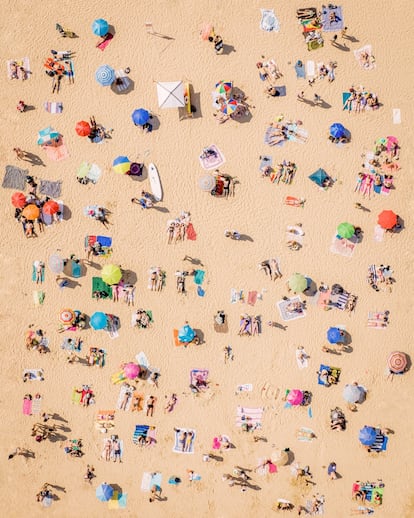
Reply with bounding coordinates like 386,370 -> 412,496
39,179 -> 62,198
141,472 -> 162,492
173,428 -> 196,454
2,165 -> 28,190
301,18 -> 322,32
33,290 -> 45,306
297,427 -> 316,442
6,57 -> 30,79
236,407 -> 264,429
96,410 -> 115,424
85,235 -> 112,256
23,369 -> 44,381
32,261 -> 45,282
133,425 -> 150,445
321,5 -> 344,32
97,32 -> 113,50
186,223 -> 197,240
131,310 -> 153,328
393,108 -> 401,124
247,291 -> 258,306
106,314 -> 120,339
354,45 -> 376,70
236,383 -> 253,393
71,388 -> 82,404
374,224 -> 385,242
131,392 -> 144,412
23,397 -> 32,415
330,235 -> 356,257
114,69 -> 131,92
307,39 -> 324,51
295,61 -> 306,78
92,277 -> 112,299
277,297 -> 306,321
306,60 -> 316,78
354,483 -> 384,504
330,291 -> 349,310
194,270 -> 205,285
42,139 -> 69,161
259,155 -> 272,172
274,86 -> 286,96
260,9 -> 280,32
369,433 -> 388,452
287,124 -> 308,144
318,364 -> 341,386
108,491 -> 127,510
306,498 -> 324,514
32,395 -> 42,415
190,369 -> 209,389
44,101 -> 63,114
61,337 -> 82,352
199,145 -> 225,170
296,348 -> 309,369
296,7 -> 317,20
230,288 -> 244,303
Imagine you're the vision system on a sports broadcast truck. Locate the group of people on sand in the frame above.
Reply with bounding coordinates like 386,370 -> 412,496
148,267 -> 165,291
166,212 -> 191,244
260,160 -> 297,185
256,59 -> 283,97
25,328 -> 49,353
9,60 -> 28,80
258,259 -> 282,280
132,190 -> 154,209
265,120 -> 307,146
133,309 -> 151,328
343,87 -> 379,113
239,314 -> 261,336
102,436 -> 122,462
174,428 -> 195,452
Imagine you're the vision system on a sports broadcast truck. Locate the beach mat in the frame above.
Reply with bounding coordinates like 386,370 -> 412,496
277,297 -> 306,321
354,45 -> 376,70
32,261 -> 45,282
97,33 -> 113,51
321,5 -> 344,32
2,165 -> 27,190
39,179 -> 62,197
260,9 -> 280,32
6,57 -> 30,79
92,277 -> 112,299
23,397 -> 32,415
23,369 -> 44,381
186,223 -> 197,240
42,139 -> 69,162
392,108 -> 401,124
44,101 -> 63,114
194,270 -> 205,285
199,145 -> 225,170
108,491 -> 127,510
295,61 -> 305,78
236,407 -> 264,428
33,290 -> 45,306
330,235 -> 356,257
173,428 -> 196,454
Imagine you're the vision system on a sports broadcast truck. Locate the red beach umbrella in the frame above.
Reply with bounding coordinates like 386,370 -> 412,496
42,200 -> 60,215
377,210 -> 397,230
11,192 -> 27,208
75,120 -> 91,137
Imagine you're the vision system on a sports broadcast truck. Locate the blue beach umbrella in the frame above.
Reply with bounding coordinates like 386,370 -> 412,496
359,426 -> 377,446
131,108 -> 150,126
96,483 -> 113,502
308,168 -> 329,187
90,311 -> 107,330
178,324 -> 195,343
95,65 -> 115,86
330,123 -> 346,139
327,327 -> 344,344
92,19 -> 109,37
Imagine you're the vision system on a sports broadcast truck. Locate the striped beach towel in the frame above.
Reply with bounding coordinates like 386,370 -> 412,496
44,101 -> 63,113
236,407 -> 264,428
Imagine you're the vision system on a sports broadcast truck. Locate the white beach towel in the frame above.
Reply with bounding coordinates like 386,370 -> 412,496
116,384 -> 133,411
373,224 -> 385,242
6,57 -> 30,79
306,60 -> 315,78
260,9 -> 280,32
236,406 -> 264,427
44,101 -> 63,114
296,348 -> 309,369
392,108 -> 401,124
236,383 -> 253,393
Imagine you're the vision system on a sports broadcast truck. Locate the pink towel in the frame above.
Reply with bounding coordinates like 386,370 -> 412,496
212,437 -> 221,450
268,462 -> 277,473
42,138 -> 69,162
247,291 -> 258,306
186,223 -> 197,241
23,398 -> 32,415
97,33 -> 113,51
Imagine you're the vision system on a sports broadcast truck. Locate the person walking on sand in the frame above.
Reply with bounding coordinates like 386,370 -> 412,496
327,462 -> 338,480
13,147 -> 25,160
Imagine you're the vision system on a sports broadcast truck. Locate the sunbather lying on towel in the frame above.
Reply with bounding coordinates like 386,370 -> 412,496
330,407 -> 346,431
239,315 -> 251,336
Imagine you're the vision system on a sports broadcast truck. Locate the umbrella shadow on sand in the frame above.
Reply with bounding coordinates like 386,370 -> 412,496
111,78 -> 135,96
193,329 -> 205,344
121,269 -> 137,285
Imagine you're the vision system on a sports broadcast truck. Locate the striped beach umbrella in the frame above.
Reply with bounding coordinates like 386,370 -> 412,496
220,98 -> 239,115
11,192 -> 27,208
95,65 -> 115,86
215,81 -> 233,95
387,351 -> 407,374
59,309 -> 75,325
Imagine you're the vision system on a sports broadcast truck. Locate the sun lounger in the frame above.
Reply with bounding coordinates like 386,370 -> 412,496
173,428 -> 196,454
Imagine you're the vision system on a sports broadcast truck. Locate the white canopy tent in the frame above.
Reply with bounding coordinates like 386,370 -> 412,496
156,81 -> 185,108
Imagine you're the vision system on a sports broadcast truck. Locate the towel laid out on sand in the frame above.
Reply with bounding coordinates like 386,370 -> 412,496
392,108 -> 401,124
260,9 -> 280,32
296,347 -> 309,369
23,369 -> 44,381
354,45 -> 376,70
106,314 -> 120,339
236,407 -> 264,428
6,57 -> 30,79
199,145 -> 225,170
42,138 -> 69,162
330,235 -> 356,257
23,397 -> 32,415
173,428 -> 196,454
97,33 -> 113,51
236,383 -> 253,393
321,5 -> 344,32
117,384 -> 134,411
141,472 -> 162,492
295,60 -> 306,78
277,296 -> 306,321
44,101 -> 63,113
114,69 -> 131,93
39,179 -> 62,198
367,311 -> 389,329
2,165 -> 28,190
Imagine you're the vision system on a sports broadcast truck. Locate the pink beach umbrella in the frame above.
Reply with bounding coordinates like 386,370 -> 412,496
123,363 -> 140,380
286,389 -> 303,406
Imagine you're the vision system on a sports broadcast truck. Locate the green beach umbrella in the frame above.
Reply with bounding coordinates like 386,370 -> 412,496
101,264 -> 122,285
288,273 -> 307,293
337,222 -> 355,239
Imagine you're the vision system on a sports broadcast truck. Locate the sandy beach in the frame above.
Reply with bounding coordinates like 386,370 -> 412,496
0,1 -> 413,516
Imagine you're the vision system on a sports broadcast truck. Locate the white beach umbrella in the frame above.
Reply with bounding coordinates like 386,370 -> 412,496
156,81 -> 185,108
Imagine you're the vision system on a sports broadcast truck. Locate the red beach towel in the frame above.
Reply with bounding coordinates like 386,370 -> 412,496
97,33 -> 113,51
186,223 -> 197,240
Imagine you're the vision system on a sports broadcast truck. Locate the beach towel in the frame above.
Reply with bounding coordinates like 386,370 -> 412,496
199,145 -> 225,170
197,286 -> 205,297
277,297 -> 306,321
108,491 -> 127,510
117,384 -> 133,411
318,365 -> 341,386
39,180 -> 62,198
317,289 -> 331,309
236,407 -> 264,428
96,410 -> 115,424
392,108 -> 401,124
6,57 -> 30,79
32,395 -> 42,415
330,235 -> 356,257
133,424 -> 150,445
92,277 -> 112,299
23,397 -> 32,415
33,290 -> 45,306
106,314 -> 120,339
298,427 -> 316,442
330,291 -> 349,310
296,348 -> 309,369
259,155 -> 272,172
287,125 -> 308,144
321,5 -> 344,31
173,428 -> 196,454
367,311 -> 389,329
373,224 -> 385,242
190,369 -> 209,388
230,288 -> 243,303
194,270 -> 205,285
32,261 -> 45,282
354,45 -> 376,70
23,369 -> 44,381
114,69 -> 131,92
307,39 -> 324,51
274,86 -> 286,96
306,499 -> 324,514
247,291 -> 258,306
2,165 -> 27,190
42,138 -> 69,162
87,163 -> 102,183
130,391 -> 144,412
61,337 -> 82,351
306,60 -> 316,78
239,317 -> 252,335
296,7 -> 317,20
301,18 -> 322,32
71,259 -> 81,278
44,101 -> 63,114
71,388 -> 82,405
369,433 -> 388,452
42,200 -> 64,225
260,9 -> 280,32
186,223 -> 197,240
97,32 -> 113,50
342,91 -> 353,112
295,61 -> 306,78
236,383 -> 253,393
381,177 -> 393,195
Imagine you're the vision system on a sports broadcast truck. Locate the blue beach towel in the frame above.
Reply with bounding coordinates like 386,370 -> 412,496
197,286 -> 205,297
194,270 -> 205,285
295,61 -> 306,78
321,5 -> 344,32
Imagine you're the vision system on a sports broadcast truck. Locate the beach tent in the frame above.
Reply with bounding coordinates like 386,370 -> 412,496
387,351 -> 407,374
131,108 -> 150,126
359,426 -> 377,446
309,168 -> 328,187
90,312 -> 107,330
96,483 -> 113,501
92,19 -> 109,37
178,324 -> 196,343
95,65 -> 115,86
156,81 -> 185,108
37,127 -> 59,145
337,222 -> 354,239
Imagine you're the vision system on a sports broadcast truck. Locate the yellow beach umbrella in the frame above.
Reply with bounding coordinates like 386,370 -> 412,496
101,264 -> 122,285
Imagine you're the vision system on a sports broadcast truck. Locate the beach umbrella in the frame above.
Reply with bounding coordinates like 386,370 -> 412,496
90,311 -> 107,330
330,123 -> 346,139
123,362 -> 140,379
112,156 -> 131,175
198,174 -> 216,192
221,98 -> 239,115
178,324 -> 195,343
95,65 -> 115,86
22,204 -> 40,220
37,126 -> 59,145
156,81 -> 185,108
387,351 -> 407,374
327,327 -> 343,344
215,81 -> 232,95
337,222 -> 355,239
92,18 -> 109,37
308,168 -> 328,187
343,384 -> 365,404
59,309 -> 75,325
270,449 -> 289,466
288,273 -> 307,293
11,192 -> 27,208
96,483 -> 113,502
75,120 -> 91,137
359,426 -> 377,446
286,389 -> 303,406
101,264 -> 122,285
377,210 -> 397,230
49,254 -> 64,274
131,108 -> 150,126
386,135 -> 398,151
42,200 -> 60,215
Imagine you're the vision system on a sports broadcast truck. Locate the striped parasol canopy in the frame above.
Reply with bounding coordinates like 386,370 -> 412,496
387,351 -> 407,373
95,65 -> 115,86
